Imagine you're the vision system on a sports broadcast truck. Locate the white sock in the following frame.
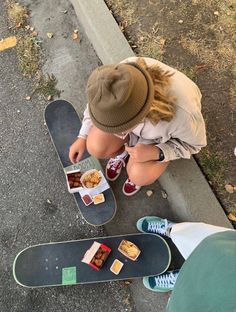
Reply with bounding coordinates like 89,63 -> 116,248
116,149 -> 128,158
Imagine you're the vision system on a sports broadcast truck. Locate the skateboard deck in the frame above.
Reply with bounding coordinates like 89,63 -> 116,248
44,100 -> 117,226
13,233 -> 171,288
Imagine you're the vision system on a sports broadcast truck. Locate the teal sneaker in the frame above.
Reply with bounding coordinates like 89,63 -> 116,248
136,216 -> 174,237
143,270 -> 179,292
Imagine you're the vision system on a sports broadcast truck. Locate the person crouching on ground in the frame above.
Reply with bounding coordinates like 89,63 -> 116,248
69,57 -> 207,196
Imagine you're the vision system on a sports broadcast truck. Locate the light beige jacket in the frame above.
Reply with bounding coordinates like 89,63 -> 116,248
79,57 -> 207,161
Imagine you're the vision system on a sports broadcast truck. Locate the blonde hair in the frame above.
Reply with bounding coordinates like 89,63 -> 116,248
136,58 -> 175,123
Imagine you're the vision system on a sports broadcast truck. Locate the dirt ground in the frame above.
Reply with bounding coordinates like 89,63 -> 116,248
105,0 -> 236,225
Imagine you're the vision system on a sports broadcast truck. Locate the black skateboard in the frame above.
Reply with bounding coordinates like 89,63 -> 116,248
13,233 -> 171,287
44,100 -> 117,226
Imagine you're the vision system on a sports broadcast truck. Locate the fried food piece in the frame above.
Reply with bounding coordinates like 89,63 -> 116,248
85,181 -> 94,188
83,170 -> 102,188
94,259 -> 103,267
101,251 -> 109,261
120,240 -> 140,259
74,172 -> 81,178
95,250 -> 103,259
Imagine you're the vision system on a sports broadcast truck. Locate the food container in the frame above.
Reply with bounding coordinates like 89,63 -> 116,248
110,259 -> 124,275
93,193 -> 105,205
81,241 -> 111,271
118,240 -> 141,261
66,169 -> 83,193
81,169 -> 102,189
81,194 -> 93,206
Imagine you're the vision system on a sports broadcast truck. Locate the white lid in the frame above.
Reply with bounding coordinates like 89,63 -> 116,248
81,241 -> 101,264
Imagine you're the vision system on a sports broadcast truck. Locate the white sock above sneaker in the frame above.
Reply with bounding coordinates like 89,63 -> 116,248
116,150 -> 128,159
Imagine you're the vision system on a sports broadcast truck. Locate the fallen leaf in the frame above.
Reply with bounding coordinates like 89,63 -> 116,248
161,190 -> 168,199
119,25 -> 124,32
73,29 -> 79,34
159,38 -> 166,48
25,96 -> 31,100
49,73 -> 56,81
227,213 -> 236,222
146,190 -> 153,197
71,32 -> 78,40
195,64 -> 208,70
124,280 -> 132,285
225,184 -> 234,194
123,297 -> 130,305
47,32 -> 54,39
178,19 -> 183,24
16,22 -> 22,28
119,20 -> 128,32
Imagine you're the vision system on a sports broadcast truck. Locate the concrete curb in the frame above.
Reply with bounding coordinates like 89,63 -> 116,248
69,0 -> 133,64
69,0 -> 232,228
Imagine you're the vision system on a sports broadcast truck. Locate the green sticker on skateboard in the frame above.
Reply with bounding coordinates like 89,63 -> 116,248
62,267 -> 77,285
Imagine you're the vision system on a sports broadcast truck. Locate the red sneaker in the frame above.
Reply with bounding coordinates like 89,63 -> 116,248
105,152 -> 128,181
122,178 -> 141,196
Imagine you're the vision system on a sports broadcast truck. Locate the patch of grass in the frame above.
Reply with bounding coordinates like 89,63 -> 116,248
135,25 -> 165,60
229,81 -> 236,106
106,0 -> 164,59
16,35 -> 39,76
8,2 -> 28,27
34,74 -> 61,99
218,1 -> 236,38
197,149 -> 228,184
176,65 -> 196,81
105,0 -> 138,29
180,35 -> 235,72
178,1 -> 236,74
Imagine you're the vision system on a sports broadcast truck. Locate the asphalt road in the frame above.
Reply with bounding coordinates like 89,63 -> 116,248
0,0 -> 133,311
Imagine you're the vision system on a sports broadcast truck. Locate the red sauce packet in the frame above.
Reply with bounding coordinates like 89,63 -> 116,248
82,194 -> 93,206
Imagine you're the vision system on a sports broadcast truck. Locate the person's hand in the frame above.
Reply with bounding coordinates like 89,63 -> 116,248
69,137 -> 86,164
125,143 -> 160,163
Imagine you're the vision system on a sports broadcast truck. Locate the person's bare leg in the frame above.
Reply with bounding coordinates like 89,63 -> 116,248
126,159 -> 169,186
86,126 -> 128,159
